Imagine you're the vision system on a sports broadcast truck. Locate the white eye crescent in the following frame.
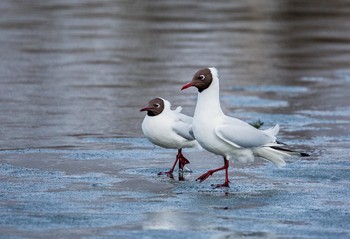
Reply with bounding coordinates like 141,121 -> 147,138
154,103 -> 160,108
199,74 -> 205,80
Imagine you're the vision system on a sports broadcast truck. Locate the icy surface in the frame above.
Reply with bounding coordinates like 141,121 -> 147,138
0,1 -> 350,239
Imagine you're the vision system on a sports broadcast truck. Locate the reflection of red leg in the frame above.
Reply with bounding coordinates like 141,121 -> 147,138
196,157 -> 230,187
177,148 -> 190,170
177,149 -> 190,181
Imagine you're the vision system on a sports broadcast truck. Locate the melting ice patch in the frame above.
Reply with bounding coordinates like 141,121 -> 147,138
300,76 -> 328,82
0,164 -> 130,230
234,111 -> 348,129
66,149 -> 164,160
298,106 -> 350,117
232,112 -> 312,127
0,148 -> 167,160
301,70 -> 350,83
222,95 -> 288,108
335,70 -> 350,82
231,85 -> 309,94
0,137 -> 170,160
0,163 -> 121,198
82,137 -> 152,148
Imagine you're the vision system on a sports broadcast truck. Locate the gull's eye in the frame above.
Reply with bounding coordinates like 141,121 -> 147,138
198,74 -> 205,80
154,103 -> 160,108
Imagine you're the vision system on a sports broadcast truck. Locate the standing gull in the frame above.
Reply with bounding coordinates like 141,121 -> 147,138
140,97 -> 199,177
181,67 -> 309,188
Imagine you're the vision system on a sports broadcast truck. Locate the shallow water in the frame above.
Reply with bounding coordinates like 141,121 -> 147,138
0,0 -> 350,238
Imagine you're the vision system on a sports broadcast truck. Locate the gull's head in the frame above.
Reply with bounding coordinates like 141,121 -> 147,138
181,67 -> 218,93
140,97 -> 166,116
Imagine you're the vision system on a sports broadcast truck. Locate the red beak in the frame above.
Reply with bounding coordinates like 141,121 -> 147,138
181,82 -> 193,90
140,107 -> 154,112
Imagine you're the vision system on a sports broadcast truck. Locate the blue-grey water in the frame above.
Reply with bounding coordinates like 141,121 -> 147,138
0,1 -> 349,238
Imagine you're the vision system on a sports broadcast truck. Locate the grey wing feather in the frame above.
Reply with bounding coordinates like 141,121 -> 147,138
215,117 -> 275,148
172,120 -> 195,140
178,112 -> 193,124
172,112 -> 195,140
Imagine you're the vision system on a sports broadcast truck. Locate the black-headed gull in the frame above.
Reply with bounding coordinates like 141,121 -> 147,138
140,97 -> 200,177
181,67 -> 309,188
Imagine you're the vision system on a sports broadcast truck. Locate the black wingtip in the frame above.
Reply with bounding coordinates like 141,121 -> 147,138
276,140 -> 287,145
271,146 -> 310,157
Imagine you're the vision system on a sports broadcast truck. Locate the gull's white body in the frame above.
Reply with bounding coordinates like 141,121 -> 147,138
192,68 -> 288,166
142,99 -> 199,150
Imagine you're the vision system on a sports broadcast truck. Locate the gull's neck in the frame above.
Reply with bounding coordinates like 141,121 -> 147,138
194,77 -> 224,119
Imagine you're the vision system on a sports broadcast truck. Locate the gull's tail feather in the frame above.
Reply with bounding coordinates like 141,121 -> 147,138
174,106 -> 183,113
254,145 -> 310,167
263,124 -> 279,137
254,147 -> 287,167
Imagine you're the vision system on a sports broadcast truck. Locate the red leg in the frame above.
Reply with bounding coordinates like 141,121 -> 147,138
178,148 -> 190,181
158,156 -> 178,177
213,158 -> 230,188
196,157 -> 230,187
177,148 -> 190,170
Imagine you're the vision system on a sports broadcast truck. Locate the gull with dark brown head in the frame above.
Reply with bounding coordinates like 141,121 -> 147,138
140,97 -> 200,178
181,68 -> 309,188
